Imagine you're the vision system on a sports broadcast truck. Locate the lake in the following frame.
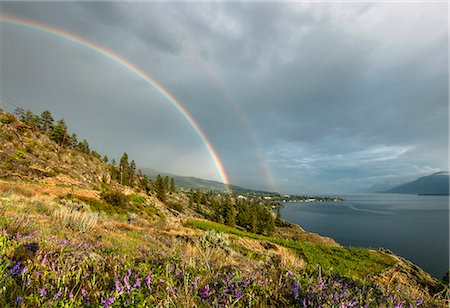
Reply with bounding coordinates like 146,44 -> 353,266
280,193 -> 449,279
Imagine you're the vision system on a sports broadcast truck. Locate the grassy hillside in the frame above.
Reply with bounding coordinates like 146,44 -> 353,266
0,109 -> 447,307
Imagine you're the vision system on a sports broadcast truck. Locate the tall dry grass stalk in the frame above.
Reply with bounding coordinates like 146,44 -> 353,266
53,204 -> 98,232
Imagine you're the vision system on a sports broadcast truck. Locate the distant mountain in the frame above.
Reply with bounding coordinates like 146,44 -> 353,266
384,172 -> 449,195
364,182 -> 399,193
140,168 -> 274,194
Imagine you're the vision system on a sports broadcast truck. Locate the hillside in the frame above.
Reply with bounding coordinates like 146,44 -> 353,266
385,172 -> 449,195
0,109 -> 447,307
141,168 -> 275,194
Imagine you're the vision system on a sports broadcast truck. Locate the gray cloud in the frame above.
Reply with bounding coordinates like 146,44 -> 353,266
1,2 -> 447,193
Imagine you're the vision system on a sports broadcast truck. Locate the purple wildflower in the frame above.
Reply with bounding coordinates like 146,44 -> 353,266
15,296 -> 23,304
293,280 -> 300,300
193,277 -> 199,289
101,296 -> 116,308
19,266 -> 28,276
41,254 -> 47,266
133,278 -> 141,288
40,286 -> 47,297
124,275 -> 131,292
144,275 -> 151,287
115,279 -> 123,294
81,288 -> 87,297
50,261 -> 55,271
10,261 -> 22,277
53,290 -> 62,300
199,284 -> 211,300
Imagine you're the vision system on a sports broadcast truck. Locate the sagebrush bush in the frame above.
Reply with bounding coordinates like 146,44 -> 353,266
53,204 -> 98,232
100,190 -> 129,207
199,230 -> 232,254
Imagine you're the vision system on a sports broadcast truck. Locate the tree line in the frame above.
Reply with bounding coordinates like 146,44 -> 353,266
190,190 -> 275,235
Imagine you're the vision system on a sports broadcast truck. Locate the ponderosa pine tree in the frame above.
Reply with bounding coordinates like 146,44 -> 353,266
156,174 -> 166,202
170,177 -> 176,193
119,153 -> 129,185
49,119 -> 68,146
39,110 -> 54,132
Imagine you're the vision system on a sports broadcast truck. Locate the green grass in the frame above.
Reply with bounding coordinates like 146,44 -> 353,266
185,219 -> 396,279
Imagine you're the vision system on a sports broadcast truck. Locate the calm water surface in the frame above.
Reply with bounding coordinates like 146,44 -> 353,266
280,193 -> 449,278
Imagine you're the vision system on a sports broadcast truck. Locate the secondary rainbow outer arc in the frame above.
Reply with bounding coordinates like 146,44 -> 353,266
148,12 -> 277,192
0,14 -> 231,192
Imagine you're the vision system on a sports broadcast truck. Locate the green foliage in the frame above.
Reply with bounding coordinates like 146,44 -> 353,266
185,219 -> 396,279
170,177 -> 176,193
101,189 -> 130,208
130,194 -> 145,205
0,113 -> 15,124
49,118 -> 68,146
155,175 -> 166,202
39,110 -> 54,132
168,201 -> 184,213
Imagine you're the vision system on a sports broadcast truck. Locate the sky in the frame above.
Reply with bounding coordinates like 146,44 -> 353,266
0,2 -> 448,194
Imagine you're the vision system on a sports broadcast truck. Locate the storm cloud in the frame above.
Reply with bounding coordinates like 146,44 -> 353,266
1,2 -> 448,193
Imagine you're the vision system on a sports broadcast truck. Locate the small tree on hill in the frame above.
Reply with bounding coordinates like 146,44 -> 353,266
39,110 -> 54,132
170,177 -> 176,193
50,118 -> 68,146
156,174 -> 166,202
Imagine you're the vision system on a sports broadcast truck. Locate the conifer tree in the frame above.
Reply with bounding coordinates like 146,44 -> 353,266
39,110 -> 54,132
119,153 -> 129,185
163,176 -> 169,192
170,177 -> 176,193
50,118 -> 68,146
129,160 -> 136,186
156,174 -> 166,202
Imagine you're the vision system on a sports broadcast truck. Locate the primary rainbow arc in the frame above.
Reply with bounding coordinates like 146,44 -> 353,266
0,14 -> 231,192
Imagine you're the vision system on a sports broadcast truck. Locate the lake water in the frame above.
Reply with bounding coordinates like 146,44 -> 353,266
280,193 -> 449,279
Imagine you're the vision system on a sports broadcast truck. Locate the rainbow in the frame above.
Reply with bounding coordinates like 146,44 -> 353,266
0,14 -> 231,191
148,12 -> 277,192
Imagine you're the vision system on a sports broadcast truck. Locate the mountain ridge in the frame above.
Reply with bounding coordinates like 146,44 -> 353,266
384,172 -> 449,195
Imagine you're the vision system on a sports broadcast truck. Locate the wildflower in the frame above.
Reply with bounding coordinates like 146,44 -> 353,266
15,296 -> 23,304
144,275 -> 151,287
40,286 -> 47,297
293,280 -> 300,300
133,277 -> 141,288
25,242 -> 39,253
33,269 -> 42,276
101,297 -> 115,308
124,275 -> 131,292
53,290 -> 62,300
41,254 -> 47,266
19,266 -> 28,276
199,284 -> 211,300
51,261 -> 55,271
193,277 -> 199,289
81,288 -> 87,297
10,261 -> 22,277
115,279 -> 123,294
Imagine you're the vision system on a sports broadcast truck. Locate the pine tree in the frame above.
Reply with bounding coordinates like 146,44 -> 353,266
39,110 -> 54,132
49,118 -> 68,146
170,177 -> 176,193
163,176 -> 169,192
129,160 -> 136,186
67,133 -> 78,147
119,153 -> 129,185
156,174 -> 166,202
103,155 -> 108,163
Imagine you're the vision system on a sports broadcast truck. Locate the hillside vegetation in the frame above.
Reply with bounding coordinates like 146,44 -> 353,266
0,109 -> 447,307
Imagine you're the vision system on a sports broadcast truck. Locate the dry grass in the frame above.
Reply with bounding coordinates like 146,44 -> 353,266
53,203 -> 99,232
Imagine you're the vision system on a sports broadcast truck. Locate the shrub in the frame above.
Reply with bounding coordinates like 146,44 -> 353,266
100,190 -> 129,208
53,203 -> 98,232
130,194 -> 145,204
0,114 -> 15,125
199,230 -> 232,254
168,201 -> 184,213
